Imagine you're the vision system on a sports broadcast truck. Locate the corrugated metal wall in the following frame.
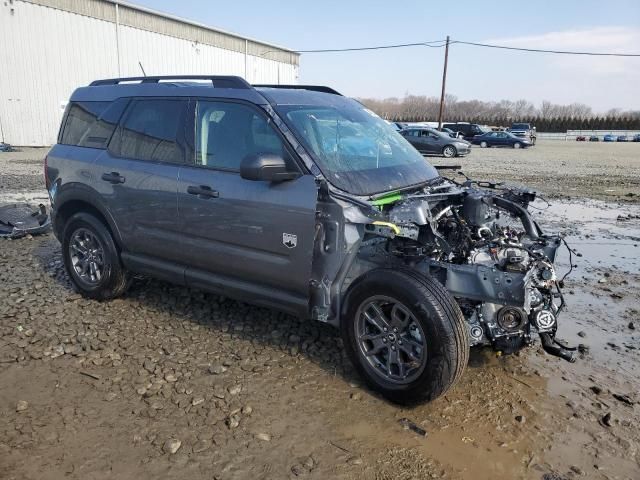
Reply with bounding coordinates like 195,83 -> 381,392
0,1 -> 299,146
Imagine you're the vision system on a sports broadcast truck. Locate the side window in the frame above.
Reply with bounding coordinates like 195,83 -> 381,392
195,101 -> 285,170
61,101 -> 121,148
109,99 -> 187,164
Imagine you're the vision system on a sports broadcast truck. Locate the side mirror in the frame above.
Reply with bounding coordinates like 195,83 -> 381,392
240,153 -> 300,182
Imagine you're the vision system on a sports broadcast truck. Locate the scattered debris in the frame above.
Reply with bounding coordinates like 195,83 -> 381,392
398,418 -> 427,437
16,400 -> 29,412
612,393 -> 634,406
0,203 -> 50,239
515,415 -> 526,424
329,440 -> 351,454
600,412 -> 613,427
79,371 -> 101,381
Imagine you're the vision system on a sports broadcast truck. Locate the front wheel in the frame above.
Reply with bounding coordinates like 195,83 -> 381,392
513,142 -> 522,149
341,268 -> 469,404
442,145 -> 457,158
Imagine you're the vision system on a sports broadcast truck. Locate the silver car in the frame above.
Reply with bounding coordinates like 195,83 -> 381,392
400,127 -> 471,157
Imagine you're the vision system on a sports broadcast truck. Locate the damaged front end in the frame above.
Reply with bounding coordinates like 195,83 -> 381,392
320,176 -> 575,362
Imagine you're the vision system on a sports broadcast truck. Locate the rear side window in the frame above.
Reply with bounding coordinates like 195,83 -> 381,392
109,99 -> 187,164
61,101 -> 126,148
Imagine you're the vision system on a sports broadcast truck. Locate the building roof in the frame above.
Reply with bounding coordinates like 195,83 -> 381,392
21,0 -> 299,65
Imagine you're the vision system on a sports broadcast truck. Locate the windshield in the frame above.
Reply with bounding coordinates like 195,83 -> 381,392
277,102 -> 439,196
511,123 -> 529,130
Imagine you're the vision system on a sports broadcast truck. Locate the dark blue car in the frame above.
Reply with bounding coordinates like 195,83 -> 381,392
603,134 -> 615,142
472,131 -> 532,149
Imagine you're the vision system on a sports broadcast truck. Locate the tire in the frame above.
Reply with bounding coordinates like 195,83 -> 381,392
341,268 -> 469,404
443,145 -> 457,158
480,141 -> 488,148
513,142 -> 522,149
62,212 -> 129,300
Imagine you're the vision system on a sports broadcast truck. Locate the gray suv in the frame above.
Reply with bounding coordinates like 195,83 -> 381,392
46,76 -> 574,404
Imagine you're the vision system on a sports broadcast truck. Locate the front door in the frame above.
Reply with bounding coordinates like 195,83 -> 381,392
176,99 -> 317,310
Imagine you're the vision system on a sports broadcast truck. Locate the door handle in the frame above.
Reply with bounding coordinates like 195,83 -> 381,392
101,172 -> 125,184
187,185 -> 219,199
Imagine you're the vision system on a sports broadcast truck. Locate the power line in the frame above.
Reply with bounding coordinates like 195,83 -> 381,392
276,38 -> 640,57
452,40 -> 640,57
291,40 -> 447,53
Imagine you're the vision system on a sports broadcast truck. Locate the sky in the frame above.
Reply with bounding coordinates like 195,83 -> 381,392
132,0 -> 640,112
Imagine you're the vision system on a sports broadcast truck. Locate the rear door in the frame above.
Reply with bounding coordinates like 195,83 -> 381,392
176,99 -> 317,310
98,98 -> 188,262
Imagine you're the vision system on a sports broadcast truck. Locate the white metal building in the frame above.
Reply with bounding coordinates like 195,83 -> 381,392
0,0 -> 300,146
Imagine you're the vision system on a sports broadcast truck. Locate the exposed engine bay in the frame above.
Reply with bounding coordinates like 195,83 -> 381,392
315,173 -> 576,362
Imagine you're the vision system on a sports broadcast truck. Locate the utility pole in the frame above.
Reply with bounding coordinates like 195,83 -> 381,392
437,36 -> 450,130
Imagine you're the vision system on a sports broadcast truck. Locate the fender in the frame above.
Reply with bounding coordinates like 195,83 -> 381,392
52,182 -> 123,246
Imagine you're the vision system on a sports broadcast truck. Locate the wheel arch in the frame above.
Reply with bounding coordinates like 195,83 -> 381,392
53,185 -> 122,248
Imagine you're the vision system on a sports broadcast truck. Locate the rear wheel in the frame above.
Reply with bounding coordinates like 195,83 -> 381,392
480,141 -> 488,148
341,268 -> 469,404
443,145 -> 457,158
62,212 -> 129,300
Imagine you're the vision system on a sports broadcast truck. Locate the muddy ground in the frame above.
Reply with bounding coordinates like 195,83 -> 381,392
1,143 -> 639,480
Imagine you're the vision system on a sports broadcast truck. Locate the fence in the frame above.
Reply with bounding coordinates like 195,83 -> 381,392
538,130 -> 640,141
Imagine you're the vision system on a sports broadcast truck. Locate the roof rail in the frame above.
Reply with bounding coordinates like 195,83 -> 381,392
89,75 -> 251,89
253,84 -> 343,96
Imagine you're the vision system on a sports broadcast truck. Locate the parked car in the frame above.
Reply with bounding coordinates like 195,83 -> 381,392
617,135 -> 628,142
603,134 -> 616,142
442,122 -> 491,141
471,131 -> 532,148
400,127 -> 471,157
439,127 -> 461,139
633,134 -> 640,142
46,75 -> 571,404
508,123 -> 537,145
589,135 -> 600,142
576,136 -> 587,141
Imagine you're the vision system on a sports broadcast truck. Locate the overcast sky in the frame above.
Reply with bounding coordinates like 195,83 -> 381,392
133,0 -> 640,112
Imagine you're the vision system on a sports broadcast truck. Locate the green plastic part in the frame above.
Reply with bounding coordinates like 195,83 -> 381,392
371,193 -> 403,207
